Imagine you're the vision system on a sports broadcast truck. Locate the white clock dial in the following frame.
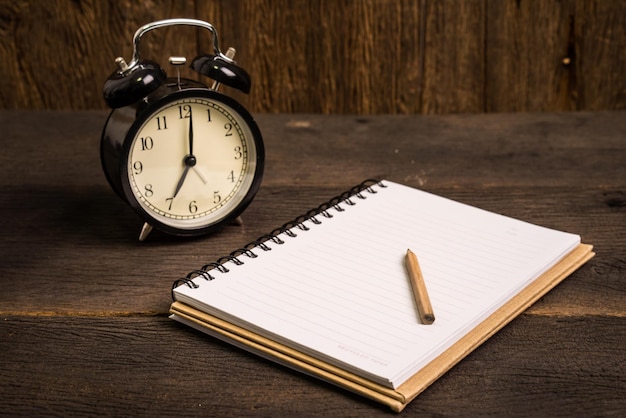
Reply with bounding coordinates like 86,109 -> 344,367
126,96 -> 259,230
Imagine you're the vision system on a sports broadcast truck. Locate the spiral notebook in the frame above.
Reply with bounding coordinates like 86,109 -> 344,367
170,179 -> 594,412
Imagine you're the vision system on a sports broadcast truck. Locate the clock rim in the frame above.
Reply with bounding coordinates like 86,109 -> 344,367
119,87 -> 265,237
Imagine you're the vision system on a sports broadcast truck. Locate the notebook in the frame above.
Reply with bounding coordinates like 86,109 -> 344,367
170,179 -> 594,412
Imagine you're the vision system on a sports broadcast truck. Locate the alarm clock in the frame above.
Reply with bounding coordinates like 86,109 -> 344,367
100,18 -> 264,241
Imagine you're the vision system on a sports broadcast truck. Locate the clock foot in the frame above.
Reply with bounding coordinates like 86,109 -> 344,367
139,222 -> 153,241
232,216 -> 243,226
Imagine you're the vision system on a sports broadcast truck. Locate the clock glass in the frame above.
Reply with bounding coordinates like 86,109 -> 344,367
121,90 -> 261,233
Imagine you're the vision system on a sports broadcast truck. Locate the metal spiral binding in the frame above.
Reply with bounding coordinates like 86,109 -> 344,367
172,179 -> 385,299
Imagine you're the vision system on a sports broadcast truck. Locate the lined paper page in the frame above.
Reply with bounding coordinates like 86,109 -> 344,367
174,181 -> 580,388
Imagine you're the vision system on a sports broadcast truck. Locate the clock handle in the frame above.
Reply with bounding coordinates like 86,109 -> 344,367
138,18 -> 251,94
126,18 -> 232,71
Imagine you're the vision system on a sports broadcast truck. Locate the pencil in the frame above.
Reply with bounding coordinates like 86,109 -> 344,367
405,249 -> 435,324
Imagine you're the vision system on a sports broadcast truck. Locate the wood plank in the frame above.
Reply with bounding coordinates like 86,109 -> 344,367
255,112 -> 626,188
0,315 -> 623,416
4,111 -> 625,188
485,0 -> 574,112
233,0 -> 320,113
574,0 -> 626,110
421,0 -> 485,113
1,1 -> 625,113
6,111 -> 626,189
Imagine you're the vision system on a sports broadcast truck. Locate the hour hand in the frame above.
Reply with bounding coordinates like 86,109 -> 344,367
172,165 -> 190,199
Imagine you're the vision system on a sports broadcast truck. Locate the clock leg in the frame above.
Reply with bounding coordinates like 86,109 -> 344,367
232,216 -> 244,226
139,222 -> 153,241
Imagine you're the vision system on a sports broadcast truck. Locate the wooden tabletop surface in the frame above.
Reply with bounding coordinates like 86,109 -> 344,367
1,110 -> 624,416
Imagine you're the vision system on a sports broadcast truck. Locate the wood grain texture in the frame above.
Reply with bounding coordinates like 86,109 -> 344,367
575,0 -> 626,110
421,0 -> 485,113
0,110 -> 624,415
0,315 -> 624,416
1,0 -> 625,113
486,0 -> 570,111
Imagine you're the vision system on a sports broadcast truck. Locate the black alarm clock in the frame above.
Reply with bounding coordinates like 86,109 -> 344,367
100,18 -> 264,241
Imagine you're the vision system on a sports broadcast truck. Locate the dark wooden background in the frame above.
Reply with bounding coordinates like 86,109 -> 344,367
1,0 -> 625,114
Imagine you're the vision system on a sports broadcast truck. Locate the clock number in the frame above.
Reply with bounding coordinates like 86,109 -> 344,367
189,200 -> 198,214
133,161 -> 143,175
224,123 -> 233,136
178,104 -> 191,119
156,116 -> 167,130
234,146 -> 243,160
166,197 -> 173,210
207,109 -> 212,122
213,191 -> 222,204
144,184 -> 154,197
227,170 -> 235,183
140,136 -> 153,151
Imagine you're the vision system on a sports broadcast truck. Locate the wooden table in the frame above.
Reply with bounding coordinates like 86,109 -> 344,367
1,111 -> 624,416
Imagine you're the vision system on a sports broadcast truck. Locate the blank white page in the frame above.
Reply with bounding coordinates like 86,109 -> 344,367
173,180 -> 580,388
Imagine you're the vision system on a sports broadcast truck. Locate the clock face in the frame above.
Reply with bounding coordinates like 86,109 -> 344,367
120,89 -> 263,234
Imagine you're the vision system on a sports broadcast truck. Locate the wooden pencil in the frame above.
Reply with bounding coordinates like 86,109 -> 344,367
405,249 -> 435,324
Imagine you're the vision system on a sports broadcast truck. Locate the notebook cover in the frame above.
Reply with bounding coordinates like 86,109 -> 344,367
170,243 -> 594,412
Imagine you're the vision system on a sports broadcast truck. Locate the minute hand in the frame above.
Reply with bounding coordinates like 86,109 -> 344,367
188,109 -> 194,156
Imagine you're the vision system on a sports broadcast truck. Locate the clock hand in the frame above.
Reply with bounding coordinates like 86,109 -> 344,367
172,165 -> 190,198
192,166 -> 208,184
188,108 -> 194,156
171,154 -> 198,198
